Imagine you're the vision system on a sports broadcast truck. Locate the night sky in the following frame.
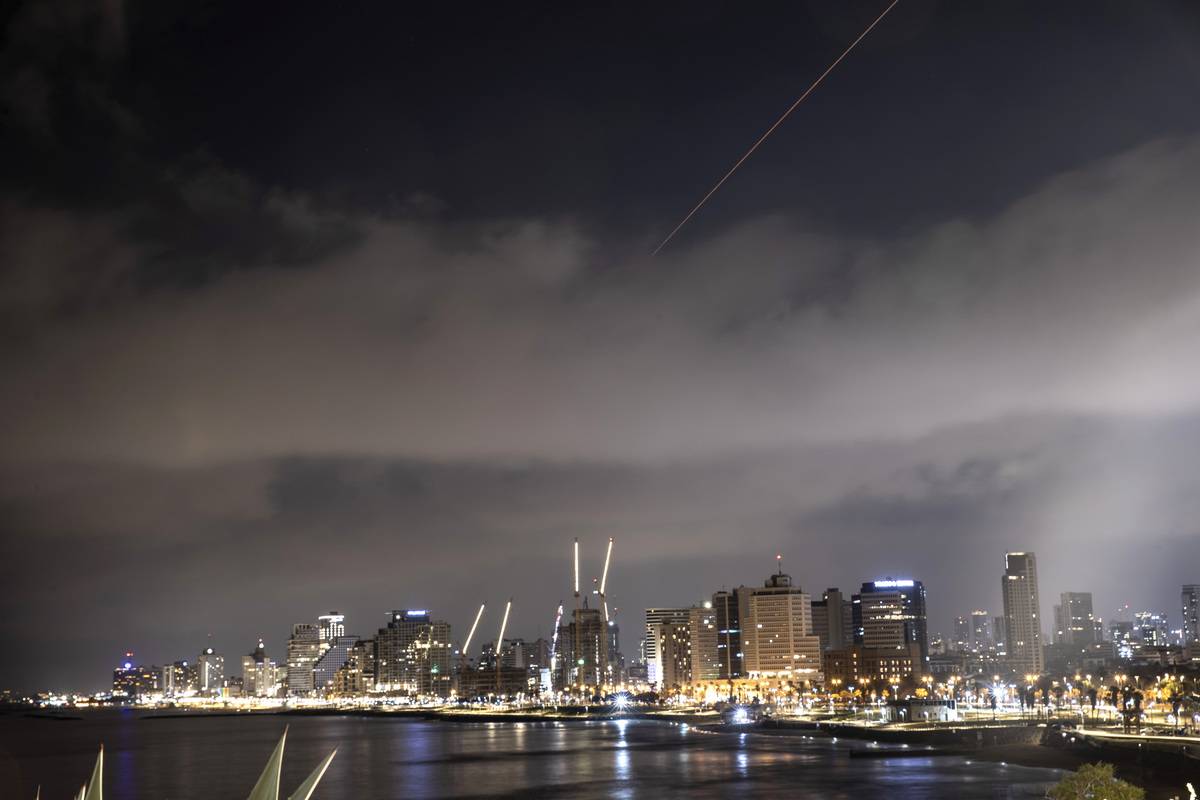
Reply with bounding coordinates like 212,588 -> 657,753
3,1 -> 1200,692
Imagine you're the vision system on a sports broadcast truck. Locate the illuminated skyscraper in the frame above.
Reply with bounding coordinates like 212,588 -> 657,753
313,634 -> 360,692
197,647 -> 225,695
374,610 -> 453,697
688,603 -> 720,682
1183,585 -> 1200,645
242,638 -> 277,697
287,623 -> 321,694
970,610 -> 993,651
1057,592 -> 1096,645
711,588 -> 749,680
743,568 -> 822,682
644,607 -> 690,686
852,578 -> 929,665
1001,552 -> 1044,675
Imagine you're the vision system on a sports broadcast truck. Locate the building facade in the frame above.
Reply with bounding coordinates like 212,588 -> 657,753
811,588 -> 853,651
688,604 -> 721,682
644,607 -> 690,686
287,623 -> 321,694
743,570 -> 822,682
375,610 -> 453,697
1183,585 -> 1200,646
1001,552 -> 1044,675
852,579 -> 929,666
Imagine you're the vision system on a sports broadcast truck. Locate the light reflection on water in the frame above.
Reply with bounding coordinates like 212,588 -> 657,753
0,712 -> 1064,799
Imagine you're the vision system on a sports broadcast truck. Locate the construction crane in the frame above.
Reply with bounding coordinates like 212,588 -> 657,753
462,603 -> 486,659
599,537 -> 613,622
494,598 -> 512,695
548,602 -> 564,677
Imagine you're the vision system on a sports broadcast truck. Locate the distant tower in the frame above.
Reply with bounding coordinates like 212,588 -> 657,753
1183,585 -> 1200,646
1001,552 -> 1044,675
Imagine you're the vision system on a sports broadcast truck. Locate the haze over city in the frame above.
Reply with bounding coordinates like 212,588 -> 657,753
3,0 -> 1200,694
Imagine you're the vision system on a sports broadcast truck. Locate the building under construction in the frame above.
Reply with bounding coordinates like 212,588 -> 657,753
553,538 -> 623,691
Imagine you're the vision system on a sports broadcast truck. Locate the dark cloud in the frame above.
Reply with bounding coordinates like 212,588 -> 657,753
4,0 -> 1200,690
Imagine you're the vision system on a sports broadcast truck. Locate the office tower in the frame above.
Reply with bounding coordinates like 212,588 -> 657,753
374,610 -> 453,696
993,615 -> 1007,655
606,620 -> 624,683
1133,611 -> 1168,647
1184,585 -> 1200,645
657,621 -> 692,688
197,647 -> 225,695
1001,552 -> 1044,675
953,616 -> 970,651
287,623 -> 321,694
333,637 -> 375,695
318,612 -> 346,646
688,603 -> 720,682
970,610 -> 992,651
743,568 -> 822,681
852,578 -> 929,664
811,588 -> 853,651
242,638 -> 277,697
112,653 -> 161,699
313,634 -> 360,691
1058,592 -> 1096,645
644,607 -> 690,686
162,660 -> 197,696
712,588 -> 749,680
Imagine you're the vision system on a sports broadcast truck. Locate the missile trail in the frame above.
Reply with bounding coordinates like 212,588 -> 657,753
652,0 -> 901,256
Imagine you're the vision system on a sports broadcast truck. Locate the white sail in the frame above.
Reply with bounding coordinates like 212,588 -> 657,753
246,728 -> 288,800
82,746 -> 103,800
287,749 -> 337,800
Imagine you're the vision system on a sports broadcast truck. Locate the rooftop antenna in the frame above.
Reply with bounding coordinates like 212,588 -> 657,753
776,553 -> 783,575
599,537 -> 614,622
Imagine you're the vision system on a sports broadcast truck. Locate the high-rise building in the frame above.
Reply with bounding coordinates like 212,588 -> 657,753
162,660 -> 197,696
644,607 -> 690,686
333,637 -> 375,695
993,615 -> 1007,655
970,610 -> 993,651
1001,552 -> 1044,675
688,604 -> 720,682
242,638 -> 278,697
112,653 -> 161,700
1133,611 -> 1168,647
1057,592 -> 1096,645
1183,585 -> 1200,645
656,621 -> 692,689
852,579 -> 929,665
197,647 -> 225,695
743,568 -> 822,682
811,588 -> 853,651
952,616 -> 970,651
374,610 -> 453,697
712,588 -> 749,680
287,623 -> 321,694
313,634 -> 360,692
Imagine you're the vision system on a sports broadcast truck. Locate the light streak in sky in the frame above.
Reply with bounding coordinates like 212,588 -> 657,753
652,0 -> 901,255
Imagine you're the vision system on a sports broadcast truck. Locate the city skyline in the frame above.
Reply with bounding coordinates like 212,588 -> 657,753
4,0 -> 1200,693
43,548 -> 1199,694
